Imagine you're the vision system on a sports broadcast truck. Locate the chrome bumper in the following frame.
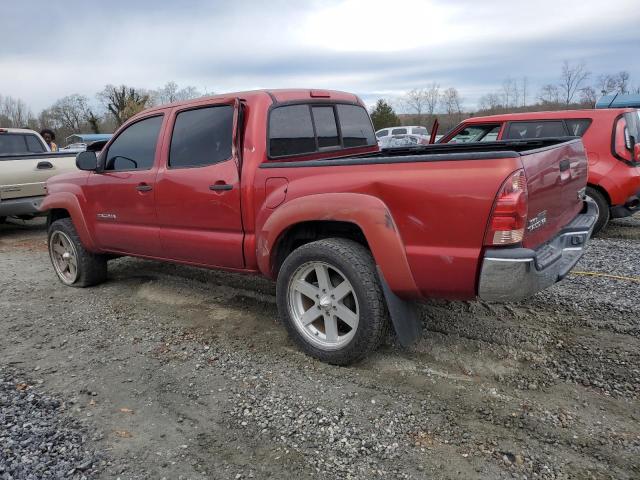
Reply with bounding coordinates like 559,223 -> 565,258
478,199 -> 598,302
0,196 -> 45,217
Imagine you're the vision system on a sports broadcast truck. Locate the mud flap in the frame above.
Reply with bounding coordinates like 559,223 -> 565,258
376,266 -> 422,347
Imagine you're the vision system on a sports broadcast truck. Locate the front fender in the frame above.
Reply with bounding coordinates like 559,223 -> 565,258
40,192 -> 98,251
256,193 -> 420,298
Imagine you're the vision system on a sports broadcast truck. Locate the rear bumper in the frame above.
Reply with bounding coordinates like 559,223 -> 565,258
0,196 -> 46,217
610,189 -> 640,218
478,199 -> 597,302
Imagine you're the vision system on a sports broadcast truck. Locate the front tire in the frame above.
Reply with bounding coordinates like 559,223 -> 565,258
276,238 -> 389,365
586,186 -> 610,235
48,218 -> 107,287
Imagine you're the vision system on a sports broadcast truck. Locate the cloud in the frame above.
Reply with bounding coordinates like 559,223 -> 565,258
1,0 -> 639,112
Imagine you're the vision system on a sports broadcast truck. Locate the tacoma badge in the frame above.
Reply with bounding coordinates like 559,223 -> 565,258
527,210 -> 547,232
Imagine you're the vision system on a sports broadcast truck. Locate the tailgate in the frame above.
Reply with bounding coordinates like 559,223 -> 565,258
0,154 -> 77,200
520,139 -> 588,249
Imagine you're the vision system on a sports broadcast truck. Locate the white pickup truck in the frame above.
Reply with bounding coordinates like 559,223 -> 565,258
0,128 -> 77,221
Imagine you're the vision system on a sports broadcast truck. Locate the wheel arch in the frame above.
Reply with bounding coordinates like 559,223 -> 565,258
257,193 -> 420,298
41,192 -> 98,251
587,183 -> 611,206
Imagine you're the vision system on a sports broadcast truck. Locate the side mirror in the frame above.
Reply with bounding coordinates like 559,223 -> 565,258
87,140 -> 108,152
76,151 -> 98,171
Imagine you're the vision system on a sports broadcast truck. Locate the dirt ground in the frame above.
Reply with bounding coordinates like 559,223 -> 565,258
0,216 -> 639,479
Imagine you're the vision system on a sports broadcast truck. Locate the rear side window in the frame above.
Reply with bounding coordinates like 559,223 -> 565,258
336,104 -> 375,148
565,119 -> 592,136
269,105 -> 316,157
26,135 -> 45,152
376,129 -> 389,138
170,105 -> 233,168
0,134 -> 45,155
312,106 -> 340,149
105,115 -> 163,171
411,127 -> 428,135
269,103 -> 375,158
504,121 -> 567,139
391,128 -> 407,135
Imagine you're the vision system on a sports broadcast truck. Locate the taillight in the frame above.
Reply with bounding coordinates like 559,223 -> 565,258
613,116 -> 632,162
484,169 -> 528,246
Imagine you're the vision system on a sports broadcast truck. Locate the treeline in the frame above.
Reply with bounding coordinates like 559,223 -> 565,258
370,61 -> 640,132
2,60 -> 639,143
0,82 -> 205,144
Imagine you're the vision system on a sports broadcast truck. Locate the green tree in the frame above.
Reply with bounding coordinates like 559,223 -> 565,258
369,99 -> 400,130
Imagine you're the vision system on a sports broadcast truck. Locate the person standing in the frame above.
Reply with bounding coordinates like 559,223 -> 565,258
40,129 -> 58,152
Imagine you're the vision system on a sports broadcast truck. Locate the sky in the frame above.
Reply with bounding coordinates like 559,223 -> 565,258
1,0 -> 639,113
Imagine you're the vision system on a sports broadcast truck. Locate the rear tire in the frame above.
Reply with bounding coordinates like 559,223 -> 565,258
586,187 -> 610,235
48,218 -> 107,287
276,238 -> 389,366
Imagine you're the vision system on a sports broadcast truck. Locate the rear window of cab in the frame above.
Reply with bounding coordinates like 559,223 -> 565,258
268,103 -> 376,158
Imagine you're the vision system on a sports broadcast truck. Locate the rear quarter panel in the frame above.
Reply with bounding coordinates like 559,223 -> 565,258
253,158 -> 522,300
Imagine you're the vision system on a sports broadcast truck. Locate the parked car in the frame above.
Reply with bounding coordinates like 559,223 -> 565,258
59,143 -> 88,152
378,134 -> 427,149
0,128 -> 77,221
376,126 -> 429,145
439,109 -> 640,233
41,89 -> 596,365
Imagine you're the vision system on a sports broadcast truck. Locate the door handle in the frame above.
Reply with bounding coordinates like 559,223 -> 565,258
209,183 -> 233,191
136,183 -> 153,192
37,161 -> 53,169
559,159 -> 570,172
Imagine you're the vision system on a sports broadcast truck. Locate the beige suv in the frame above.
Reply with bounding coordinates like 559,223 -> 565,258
0,128 -> 77,221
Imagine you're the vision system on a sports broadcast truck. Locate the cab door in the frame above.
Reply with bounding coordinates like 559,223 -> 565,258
154,102 -> 244,268
85,114 -> 165,257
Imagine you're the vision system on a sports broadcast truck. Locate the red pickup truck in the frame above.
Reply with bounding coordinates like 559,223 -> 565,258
41,89 -> 597,365
439,108 -> 640,233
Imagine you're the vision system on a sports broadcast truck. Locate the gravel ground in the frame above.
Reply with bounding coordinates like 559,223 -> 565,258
0,215 -> 639,479
0,367 -> 102,479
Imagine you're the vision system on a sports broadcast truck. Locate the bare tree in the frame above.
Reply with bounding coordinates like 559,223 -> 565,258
98,85 -> 150,126
403,88 -> 428,124
150,81 -> 202,106
47,94 -> 90,132
559,60 -> 590,105
615,71 -> 630,94
579,86 -> 597,106
537,84 -> 561,104
424,82 -> 440,116
501,77 -> 520,109
596,74 -> 617,95
440,87 -> 463,116
520,77 -> 529,107
478,93 -> 502,111
0,95 -> 34,127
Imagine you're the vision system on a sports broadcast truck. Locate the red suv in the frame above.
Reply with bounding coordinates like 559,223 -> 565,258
440,109 -> 640,233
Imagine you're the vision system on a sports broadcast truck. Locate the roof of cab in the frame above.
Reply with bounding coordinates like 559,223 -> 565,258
138,89 -> 363,116
464,108 -> 637,124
